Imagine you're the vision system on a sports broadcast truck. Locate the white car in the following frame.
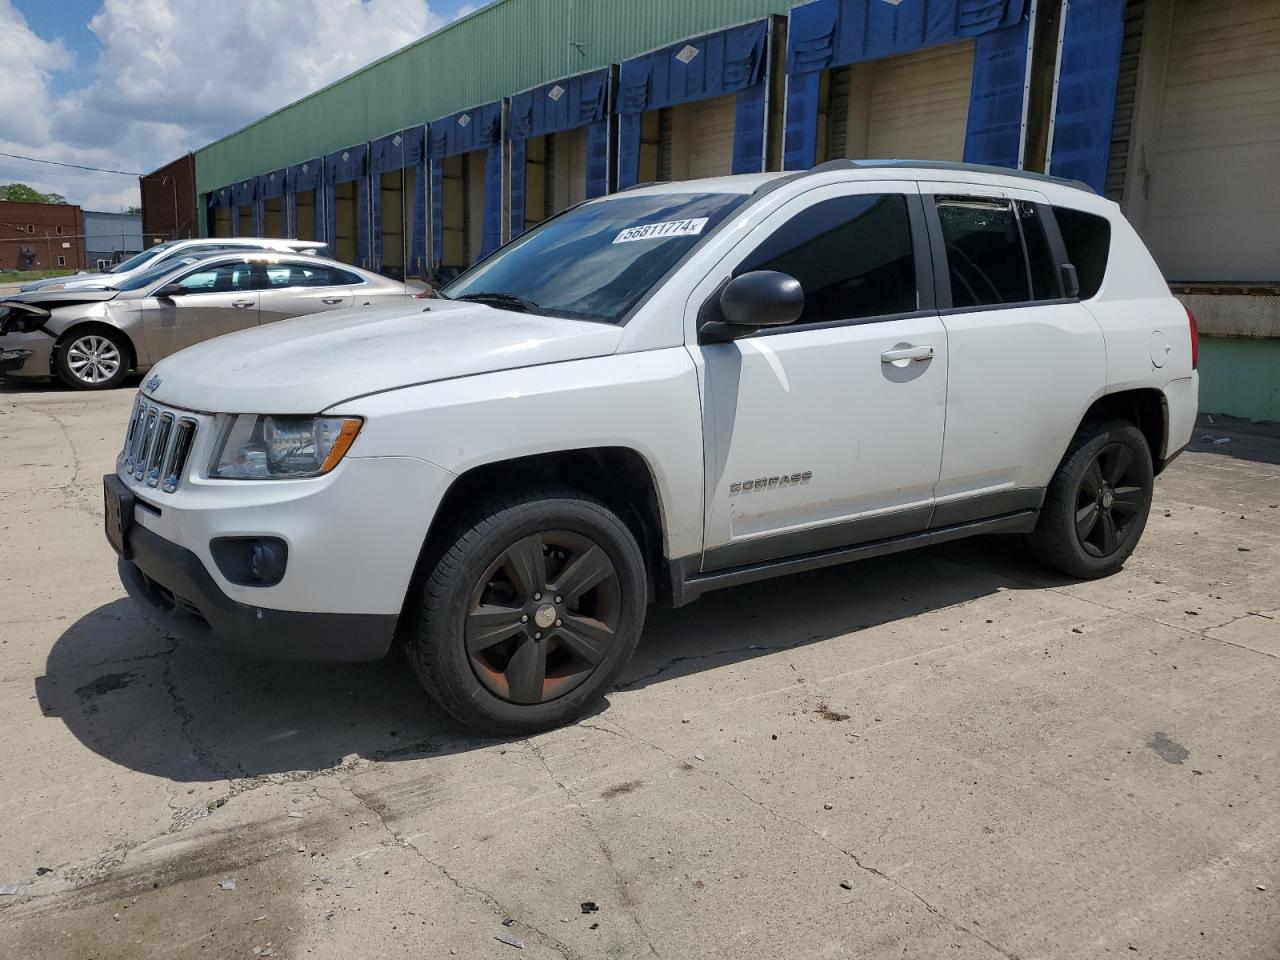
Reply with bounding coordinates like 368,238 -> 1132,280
20,237 -> 326,293
105,161 -> 1199,735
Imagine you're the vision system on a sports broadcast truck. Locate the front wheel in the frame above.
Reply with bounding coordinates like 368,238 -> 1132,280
405,488 -> 647,735
1028,418 -> 1154,579
55,328 -> 130,390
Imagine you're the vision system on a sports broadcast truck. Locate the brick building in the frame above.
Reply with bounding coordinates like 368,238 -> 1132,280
0,201 -> 85,272
139,153 -> 197,247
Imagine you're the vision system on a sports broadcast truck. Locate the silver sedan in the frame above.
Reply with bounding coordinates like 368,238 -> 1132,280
0,252 -> 415,389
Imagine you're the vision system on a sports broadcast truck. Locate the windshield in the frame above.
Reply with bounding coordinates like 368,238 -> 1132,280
441,192 -> 749,323
109,244 -> 171,274
110,256 -> 200,292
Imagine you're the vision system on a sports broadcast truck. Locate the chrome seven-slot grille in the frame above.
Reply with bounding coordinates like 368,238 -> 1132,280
121,397 -> 198,493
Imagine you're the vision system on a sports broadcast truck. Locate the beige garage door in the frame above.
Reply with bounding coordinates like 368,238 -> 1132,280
667,92 -> 737,181
826,40 -> 975,162
550,126 -> 589,211
1144,0 -> 1280,281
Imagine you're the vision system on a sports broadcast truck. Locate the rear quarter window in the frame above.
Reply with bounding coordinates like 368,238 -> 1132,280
1053,206 -> 1111,299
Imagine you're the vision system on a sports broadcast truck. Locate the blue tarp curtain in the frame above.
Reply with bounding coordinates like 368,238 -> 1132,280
616,19 -> 771,190
508,69 -> 611,237
286,157 -> 325,242
230,178 -> 259,236
783,0 -> 1030,169
369,126 -> 428,274
324,143 -> 371,266
207,186 -> 232,234
1047,0 -> 1126,193
428,102 -> 503,267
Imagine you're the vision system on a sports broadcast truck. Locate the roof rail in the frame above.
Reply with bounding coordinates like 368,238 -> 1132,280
804,159 -> 1096,194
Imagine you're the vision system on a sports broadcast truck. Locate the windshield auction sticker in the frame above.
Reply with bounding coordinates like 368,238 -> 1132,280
613,217 -> 709,244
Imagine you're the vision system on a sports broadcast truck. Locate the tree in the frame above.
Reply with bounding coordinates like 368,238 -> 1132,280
0,183 -> 69,204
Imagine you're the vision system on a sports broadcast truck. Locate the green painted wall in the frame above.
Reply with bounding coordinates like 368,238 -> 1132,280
195,0 -> 790,195
1198,337 -> 1280,423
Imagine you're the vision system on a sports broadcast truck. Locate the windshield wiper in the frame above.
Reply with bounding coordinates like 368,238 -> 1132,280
451,291 -> 541,314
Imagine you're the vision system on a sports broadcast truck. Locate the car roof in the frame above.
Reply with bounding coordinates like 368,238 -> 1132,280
172,237 -> 326,250
140,251 -> 386,284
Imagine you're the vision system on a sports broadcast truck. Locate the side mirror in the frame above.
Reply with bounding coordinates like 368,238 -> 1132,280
156,282 -> 185,299
1060,263 -> 1081,299
700,271 -> 804,343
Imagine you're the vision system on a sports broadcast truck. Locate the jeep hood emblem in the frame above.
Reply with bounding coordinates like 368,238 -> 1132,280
146,375 -> 162,393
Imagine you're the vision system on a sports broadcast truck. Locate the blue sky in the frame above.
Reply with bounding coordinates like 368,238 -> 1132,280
1,0 -> 479,209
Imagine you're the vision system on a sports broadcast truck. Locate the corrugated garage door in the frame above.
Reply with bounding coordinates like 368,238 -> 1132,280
684,93 -> 737,179
823,41 -> 975,162
1105,0 -> 1146,201
866,41 -> 975,161
553,126 -> 589,209
1145,0 -> 1280,281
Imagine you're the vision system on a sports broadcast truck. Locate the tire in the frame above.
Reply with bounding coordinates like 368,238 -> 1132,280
1028,418 -> 1154,579
55,327 -> 131,390
405,487 -> 647,735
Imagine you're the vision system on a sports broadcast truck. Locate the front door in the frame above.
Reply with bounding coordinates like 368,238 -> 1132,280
693,184 -> 949,570
144,258 -> 259,358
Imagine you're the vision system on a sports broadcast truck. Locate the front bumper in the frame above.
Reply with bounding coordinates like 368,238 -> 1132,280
118,521 -> 397,662
0,332 -> 53,378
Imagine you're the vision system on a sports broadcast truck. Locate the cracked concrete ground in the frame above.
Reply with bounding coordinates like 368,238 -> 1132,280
0,379 -> 1278,960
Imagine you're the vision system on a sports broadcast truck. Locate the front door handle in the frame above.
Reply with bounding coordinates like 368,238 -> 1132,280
321,297 -> 344,305
881,344 -> 934,363
232,299 -> 254,309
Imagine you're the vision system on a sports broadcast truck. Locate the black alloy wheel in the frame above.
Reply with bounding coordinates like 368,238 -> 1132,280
1029,418 -> 1154,579
1074,442 -> 1146,558
465,530 -> 622,705
405,487 -> 646,735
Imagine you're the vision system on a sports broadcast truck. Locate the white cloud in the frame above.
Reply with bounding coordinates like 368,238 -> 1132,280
0,0 -> 458,212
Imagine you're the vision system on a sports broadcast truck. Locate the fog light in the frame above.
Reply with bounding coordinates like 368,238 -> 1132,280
210,537 -> 288,587
250,541 -> 287,584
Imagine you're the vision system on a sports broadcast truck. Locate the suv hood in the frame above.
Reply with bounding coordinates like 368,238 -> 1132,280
144,299 -> 625,414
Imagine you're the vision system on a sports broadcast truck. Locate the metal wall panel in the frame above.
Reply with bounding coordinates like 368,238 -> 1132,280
196,0 -> 791,194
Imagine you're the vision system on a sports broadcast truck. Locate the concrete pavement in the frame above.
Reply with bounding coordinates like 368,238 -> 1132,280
0,380 -> 1277,959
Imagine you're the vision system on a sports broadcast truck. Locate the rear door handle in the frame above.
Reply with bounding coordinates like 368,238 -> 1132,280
321,297 -> 344,305
232,300 -> 255,309
881,345 -> 934,363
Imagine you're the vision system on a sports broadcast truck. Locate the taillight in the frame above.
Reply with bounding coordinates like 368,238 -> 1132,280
1186,306 -> 1199,370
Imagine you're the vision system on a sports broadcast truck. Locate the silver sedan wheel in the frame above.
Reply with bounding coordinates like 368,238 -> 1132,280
66,335 -> 122,385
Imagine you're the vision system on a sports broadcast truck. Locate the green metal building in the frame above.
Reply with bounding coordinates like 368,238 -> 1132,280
176,0 -> 1278,422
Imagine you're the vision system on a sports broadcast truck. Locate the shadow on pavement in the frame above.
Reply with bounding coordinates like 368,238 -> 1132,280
37,535 -> 1059,783
1191,414 -> 1280,466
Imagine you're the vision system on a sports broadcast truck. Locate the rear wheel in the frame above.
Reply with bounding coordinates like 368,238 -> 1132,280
55,328 -> 130,390
405,488 -> 646,735
1028,419 -> 1154,579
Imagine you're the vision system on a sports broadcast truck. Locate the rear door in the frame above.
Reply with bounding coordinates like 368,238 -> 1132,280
144,258 -> 259,357
693,183 -> 949,569
919,184 -> 1106,521
257,261 -> 355,324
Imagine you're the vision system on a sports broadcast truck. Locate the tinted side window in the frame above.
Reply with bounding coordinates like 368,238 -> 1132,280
176,261 -> 254,293
1017,202 -> 1061,300
936,198 -> 1029,307
265,263 -> 346,288
736,193 -> 918,325
1053,206 -> 1111,299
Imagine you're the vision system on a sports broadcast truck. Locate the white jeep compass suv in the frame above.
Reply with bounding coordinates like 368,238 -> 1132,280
105,161 -> 1199,734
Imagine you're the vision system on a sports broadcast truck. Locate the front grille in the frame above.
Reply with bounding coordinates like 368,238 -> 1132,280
121,397 -> 198,493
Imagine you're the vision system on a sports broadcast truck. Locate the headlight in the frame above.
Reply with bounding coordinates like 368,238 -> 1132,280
211,415 -> 362,479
